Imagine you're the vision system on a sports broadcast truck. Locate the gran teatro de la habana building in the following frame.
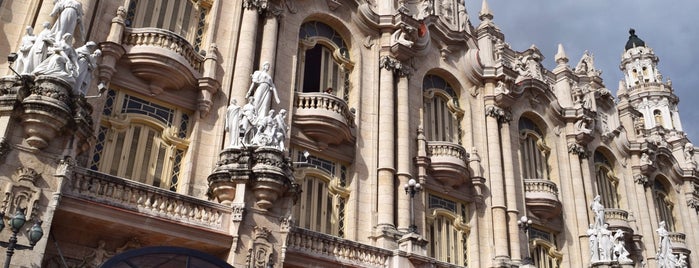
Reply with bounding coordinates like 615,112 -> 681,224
0,0 -> 697,267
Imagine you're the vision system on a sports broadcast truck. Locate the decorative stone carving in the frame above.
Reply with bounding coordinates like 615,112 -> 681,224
575,116 -> 594,135
33,33 -> 78,88
634,174 -> 650,187
515,52 -> 544,82
574,50 -> 602,77
379,56 -> 412,77
418,0 -> 435,20
13,26 -> 36,74
232,203 -> 245,222
82,240 -> 113,267
20,76 -> 73,149
494,80 -> 509,95
392,23 -> 417,48
247,226 -> 274,268
73,42 -> 101,96
568,142 -> 589,159
588,195 -> 633,265
683,143 -> 696,169
243,0 -> 269,13
485,105 -> 511,123
1,167 -> 42,219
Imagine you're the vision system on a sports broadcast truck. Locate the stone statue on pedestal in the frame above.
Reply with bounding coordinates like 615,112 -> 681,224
588,195 -> 633,265
50,0 -> 85,43
224,99 -> 242,148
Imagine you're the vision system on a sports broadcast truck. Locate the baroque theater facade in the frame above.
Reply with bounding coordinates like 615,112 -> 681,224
0,0 -> 696,267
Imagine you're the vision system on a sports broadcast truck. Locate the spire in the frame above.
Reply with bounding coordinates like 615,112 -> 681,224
625,28 -> 646,51
479,0 -> 493,21
555,43 -> 568,65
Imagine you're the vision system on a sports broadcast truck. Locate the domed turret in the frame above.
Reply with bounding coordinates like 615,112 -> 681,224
625,29 -> 645,51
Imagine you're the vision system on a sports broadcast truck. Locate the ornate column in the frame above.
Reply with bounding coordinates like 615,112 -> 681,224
259,10 -> 280,74
230,2 -> 264,103
396,71 -> 411,232
375,52 -> 397,246
566,140 -> 590,266
484,100 -> 510,263
500,116 -> 522,262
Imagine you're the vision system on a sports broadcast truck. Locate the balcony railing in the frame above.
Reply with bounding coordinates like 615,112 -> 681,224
524,179 -> 562,219
604,208 -> 632,231
426,141 -> 470,187
63,167 -> 230,231
123,27 -> 204,72
293,92 -> 355,145
287,227 -> 391,268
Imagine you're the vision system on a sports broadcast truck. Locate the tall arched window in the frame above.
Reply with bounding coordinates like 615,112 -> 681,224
423,75 -> 463,143
292,152 -> 349,237
519,117 -> 550,180
91,89 -> 190,191
426,194 -> 469,266
653,178 -> 676,231
297,21 -> 352,100
594,151 -> 619,208
126,0 -> 209,50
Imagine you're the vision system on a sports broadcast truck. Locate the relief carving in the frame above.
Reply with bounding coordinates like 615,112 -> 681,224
247,226 -> 274,268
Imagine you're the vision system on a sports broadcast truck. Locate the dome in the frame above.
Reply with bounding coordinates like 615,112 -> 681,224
625,28 -> 646,50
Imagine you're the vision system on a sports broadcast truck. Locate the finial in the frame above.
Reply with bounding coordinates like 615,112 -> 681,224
479,0 -> 493,21
625,28 -> 645,51
555,43 -> 568,65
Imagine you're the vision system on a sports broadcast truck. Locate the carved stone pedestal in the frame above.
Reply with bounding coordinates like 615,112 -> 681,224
398,232 -> 428,255
20,76 -> 73,149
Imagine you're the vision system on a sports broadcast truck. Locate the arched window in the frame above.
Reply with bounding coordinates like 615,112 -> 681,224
653,109 -> 663,128
126,0 -> 209,51
297,21 -> 352,100
519,117 -> 550,180
91,89 -> 190,191
653,178 -> 676,231
426,194 -> 469,266
594,151 -> 619,208
529,234 -> 562,268
292,152 -> 349,237
423,75 -> 463,143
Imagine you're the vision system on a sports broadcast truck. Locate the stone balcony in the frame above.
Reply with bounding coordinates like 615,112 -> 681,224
426,141 -> 470,187
292,92 -> 356,146
604,208 -> 632,232
669,232 -> 690,254
57,166 -> 233,251
121,27 -> 204,94
523,179 -> 562,219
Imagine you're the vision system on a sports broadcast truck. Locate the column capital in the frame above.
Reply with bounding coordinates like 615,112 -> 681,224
243,0 -> 269,13
379,56 -> 412,78
485,105 -> 511,123
567,141 -> 589,159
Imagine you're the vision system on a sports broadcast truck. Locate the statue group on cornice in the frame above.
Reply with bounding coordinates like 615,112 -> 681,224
656,221 -> 688,268
225,62 -> 287,151
12,0 -> 102,96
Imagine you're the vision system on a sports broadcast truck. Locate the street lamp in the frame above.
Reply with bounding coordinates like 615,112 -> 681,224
404,178 -> 423,233
517,215 -> 533,265
0,208 -> 44,268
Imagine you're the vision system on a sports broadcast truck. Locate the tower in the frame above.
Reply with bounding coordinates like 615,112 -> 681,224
620,29 -> 682,131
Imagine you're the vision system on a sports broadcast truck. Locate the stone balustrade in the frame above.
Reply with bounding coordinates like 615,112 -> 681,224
524,179 -> 562,219
287,227 -> 391,268
668,232 -> 689,253
604,208 -> 632,231
295,93 -> 355,127
123,27 -> 204,72
426,141 -> 469,163
64,167 -> 230,231
293,92 -> 356,145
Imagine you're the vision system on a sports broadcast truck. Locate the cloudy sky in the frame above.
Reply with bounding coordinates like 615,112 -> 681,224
464,0 -> 699,141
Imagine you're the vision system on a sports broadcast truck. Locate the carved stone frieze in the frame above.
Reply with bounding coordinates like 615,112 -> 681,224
232,203 -> 245,222
2,167 -> 42,220
485,105 -> 511,123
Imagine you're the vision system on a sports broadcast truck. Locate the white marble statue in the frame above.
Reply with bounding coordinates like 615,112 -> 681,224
588,196 -> 633,264
273,109 -> 288,150
239,96 -> 257,145
612,230 -> 632,263
457,0 -> 468,31
656,221 -> 679,268
224,99 -> 242,148
50,0 -> 85,43
28,22 -> 55,74
587,224 -> 599,261
591,195 -> 605,228
253,109 -> 276,146
684,143 -> 696,167
33,33 -> 78,86
13,26 -> 36,74
74,41 -> 99,95
246,62 -> 279,119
